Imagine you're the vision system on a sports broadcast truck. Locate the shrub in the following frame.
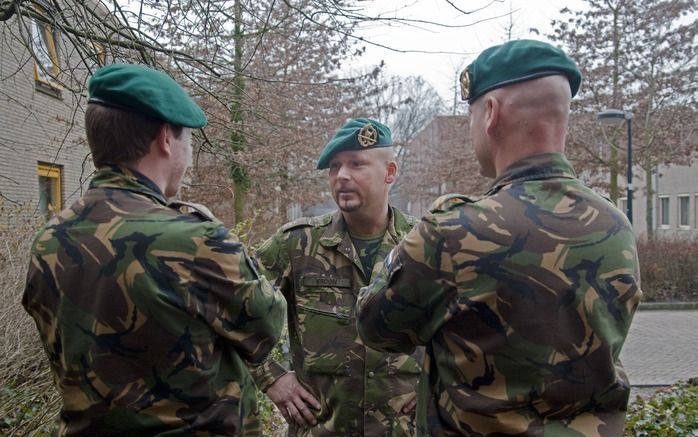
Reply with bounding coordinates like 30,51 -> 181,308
0,201 -> 58,435
636,237 -> 698,301
625,379 -> 698,436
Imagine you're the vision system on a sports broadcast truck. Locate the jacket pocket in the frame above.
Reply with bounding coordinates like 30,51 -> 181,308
296,288 -> 355,375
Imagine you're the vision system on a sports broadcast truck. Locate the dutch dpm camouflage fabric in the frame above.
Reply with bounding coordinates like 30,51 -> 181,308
357,153 -> 642,437
23,166 -> 286,436
252,207 -> 424,436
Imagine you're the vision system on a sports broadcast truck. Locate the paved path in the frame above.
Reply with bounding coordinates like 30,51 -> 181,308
620,310 -> 698,389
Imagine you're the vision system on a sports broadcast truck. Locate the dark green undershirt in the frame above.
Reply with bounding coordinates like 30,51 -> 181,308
350,231 -> 385,279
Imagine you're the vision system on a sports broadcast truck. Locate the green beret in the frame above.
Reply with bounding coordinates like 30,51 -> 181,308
316,118 -> 392,170
460,39 -> 581,104
88,63 -> 207,128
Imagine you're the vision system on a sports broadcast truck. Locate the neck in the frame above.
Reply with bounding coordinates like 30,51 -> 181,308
343,204 -> 390,236
492,112 -> 567,177
128,155 -> 168,195
493,139 -> 564,177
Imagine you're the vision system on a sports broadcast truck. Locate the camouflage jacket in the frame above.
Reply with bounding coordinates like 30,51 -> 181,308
22,166 -> 286,436
252,207 -> 424,436
356,153 -> 642,437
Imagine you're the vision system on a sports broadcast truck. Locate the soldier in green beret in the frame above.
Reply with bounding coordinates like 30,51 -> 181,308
357,40 -> 642,436
22,63 -> 286,435
250,118 -> 424,435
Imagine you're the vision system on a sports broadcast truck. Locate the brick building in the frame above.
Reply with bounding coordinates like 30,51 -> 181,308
0,2 -> 102,219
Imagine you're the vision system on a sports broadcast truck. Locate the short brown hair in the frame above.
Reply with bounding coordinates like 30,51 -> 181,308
85,104 -> 182,168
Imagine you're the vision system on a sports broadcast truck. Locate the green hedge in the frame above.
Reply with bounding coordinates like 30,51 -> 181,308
637,238 -> 698,301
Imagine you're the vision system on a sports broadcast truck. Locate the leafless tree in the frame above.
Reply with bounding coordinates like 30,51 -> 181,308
551,0 -> 697,236
1,0 -> 507,235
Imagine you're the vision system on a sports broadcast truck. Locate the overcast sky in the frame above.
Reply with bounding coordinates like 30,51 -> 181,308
350,0 -> 587,102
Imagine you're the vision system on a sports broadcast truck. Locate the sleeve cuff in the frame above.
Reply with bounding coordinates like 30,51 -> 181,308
249,359 -> 289,392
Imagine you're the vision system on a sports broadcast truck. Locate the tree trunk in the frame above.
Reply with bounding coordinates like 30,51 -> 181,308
231,0 -> 248,224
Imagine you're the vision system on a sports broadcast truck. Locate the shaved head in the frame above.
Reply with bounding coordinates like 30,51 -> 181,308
470,74 -> 573,178
491,74 -> 572,135
372,146 -> 397,164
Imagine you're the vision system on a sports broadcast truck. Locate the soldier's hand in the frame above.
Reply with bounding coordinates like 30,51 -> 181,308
402,392 -> 417,415
266,372 -> 320,428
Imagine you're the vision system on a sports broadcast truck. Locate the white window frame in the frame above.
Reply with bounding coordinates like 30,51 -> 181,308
30,8 -> 61,90
659,195 -> 670,229
618,197 -> 627,217
678,194 -> 690,229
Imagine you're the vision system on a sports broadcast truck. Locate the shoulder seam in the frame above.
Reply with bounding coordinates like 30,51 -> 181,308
280,213 -> 332,233
169,200 -> 216,221
429,193 -> 474,213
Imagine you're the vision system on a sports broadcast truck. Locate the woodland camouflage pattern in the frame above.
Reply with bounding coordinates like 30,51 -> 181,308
357,153 -> 642,437
23,166 -> 286,436
251,207 -> 424,436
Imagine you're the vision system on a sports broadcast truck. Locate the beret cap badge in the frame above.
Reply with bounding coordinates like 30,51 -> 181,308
316,118 -> 393,169
357,124 -> 378,147
459,68 -> 471,101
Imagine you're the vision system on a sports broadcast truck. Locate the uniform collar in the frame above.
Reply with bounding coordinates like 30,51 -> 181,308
486,152 -> 577,195
89,165 -> 168,206
319,206 -> 405,247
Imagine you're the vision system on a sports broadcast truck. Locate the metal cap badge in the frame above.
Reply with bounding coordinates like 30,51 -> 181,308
316,118 -> 393,169
357,123 -> 378,147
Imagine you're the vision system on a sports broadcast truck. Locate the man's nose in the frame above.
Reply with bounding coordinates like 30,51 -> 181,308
337,165 -> 351,180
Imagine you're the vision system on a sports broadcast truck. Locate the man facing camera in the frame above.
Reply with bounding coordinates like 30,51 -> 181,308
252,118 -> 423,436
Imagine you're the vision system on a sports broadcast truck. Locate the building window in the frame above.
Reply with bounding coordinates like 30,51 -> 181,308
88,41 -> 106,67
37,162 -> 62,217
678,195 -> 690,228
659,196 -> 670,228
30,11 -> 61,91
618,197 -> 627,217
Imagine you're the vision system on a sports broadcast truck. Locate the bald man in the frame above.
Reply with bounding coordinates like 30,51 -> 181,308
356,40 -> 642,436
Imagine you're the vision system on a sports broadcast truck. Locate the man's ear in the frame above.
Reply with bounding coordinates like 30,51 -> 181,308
385,160 -> 398,184
155,123 -> 171,157
484,97 -> 499,136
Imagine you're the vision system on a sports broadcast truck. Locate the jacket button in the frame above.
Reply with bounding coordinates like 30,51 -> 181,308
368,371 -> 375,378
